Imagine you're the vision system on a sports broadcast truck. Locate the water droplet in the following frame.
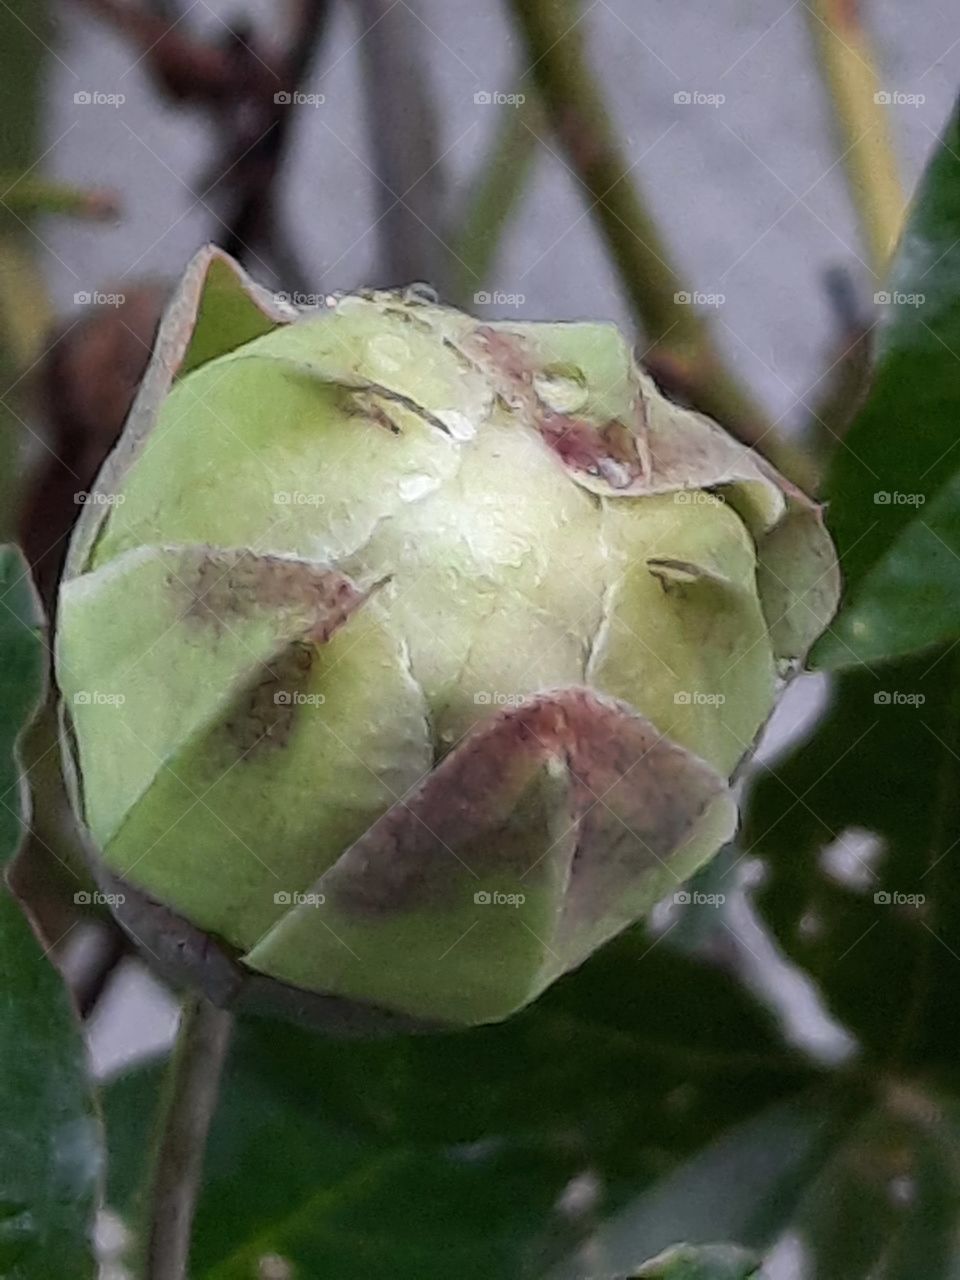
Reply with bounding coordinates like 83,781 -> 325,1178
404,282 -> 439,305
533,365 -> 589,414
398,472 -> 440,502
435,408 -> 476,440
364,334 -> 410,376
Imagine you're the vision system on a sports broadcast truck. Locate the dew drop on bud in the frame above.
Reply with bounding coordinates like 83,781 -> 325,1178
364,333 -> 410,376
533,365 -> 589,414
435,408 -> 476,440
398,472 -> 440,502
403,282 -> 439,304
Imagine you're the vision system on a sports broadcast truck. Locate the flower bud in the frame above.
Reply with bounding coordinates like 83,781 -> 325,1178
56,249 -> 838,1028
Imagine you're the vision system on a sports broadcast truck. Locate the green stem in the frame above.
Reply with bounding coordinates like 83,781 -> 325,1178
504,0 -> 801,474
144,996 -> 233,1280
805,0 -> 907,277
452,91 -> 543,306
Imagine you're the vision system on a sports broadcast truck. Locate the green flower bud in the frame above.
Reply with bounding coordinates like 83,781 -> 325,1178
55,248 -> 838,1029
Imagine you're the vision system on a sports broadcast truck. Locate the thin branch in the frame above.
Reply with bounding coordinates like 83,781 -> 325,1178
805,0 -> 907,278
352,0 -> 451,291
503,0 -> 814,480
451,90 -> 543,307
144,996 -> 233,1280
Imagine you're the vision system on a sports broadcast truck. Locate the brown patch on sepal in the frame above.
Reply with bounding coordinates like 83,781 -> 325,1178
467,325 -> 644,488
538,411 -> 642,489
176,549 -> 366,635
317,687 -> 729,933
223,640 -> 316,756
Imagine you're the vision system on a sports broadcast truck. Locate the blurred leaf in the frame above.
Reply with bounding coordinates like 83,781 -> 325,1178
0,895 -> 100,1278
548,1091 -> 849,1278
105,933 -> 819,1278
107,1047 -> 578,1280
452,90 -> 542,306
815,96 -> 960,667
0,176 -> 118,223
745,648 -> 960,1066
0,0 -> 52,541
0,546 -> 99,1278
0,0 -> 47,176
0,546 -> 45,862
552,1084 -> 960,1280
232,932 -> 816,1160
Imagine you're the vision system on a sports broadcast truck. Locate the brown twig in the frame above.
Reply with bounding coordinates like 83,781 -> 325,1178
144,996 -> 233,1280
75,0 -> 333,287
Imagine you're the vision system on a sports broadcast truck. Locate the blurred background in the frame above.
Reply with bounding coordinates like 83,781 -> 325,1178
1,0 -> 958,1076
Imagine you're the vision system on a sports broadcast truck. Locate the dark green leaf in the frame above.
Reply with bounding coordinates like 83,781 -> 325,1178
0,546 -> 100,1278
815,96 -> 960,667
745,649 -> 960,1066
553,1086 -> 960,1280
548,1092 -> 850,1279
0,545 -> 45,863
105,934 -> 817,1279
